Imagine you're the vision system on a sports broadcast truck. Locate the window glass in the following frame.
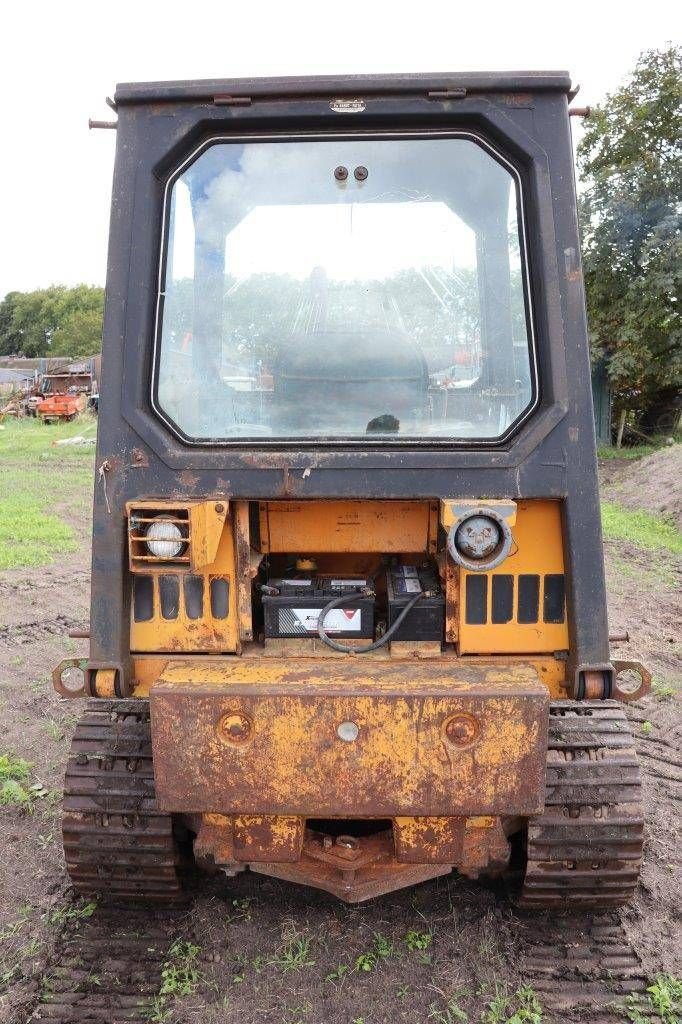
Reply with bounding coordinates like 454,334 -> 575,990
156,136 -> 535,442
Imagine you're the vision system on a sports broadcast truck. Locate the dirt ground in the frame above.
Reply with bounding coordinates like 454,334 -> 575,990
0,447 -> 680,1024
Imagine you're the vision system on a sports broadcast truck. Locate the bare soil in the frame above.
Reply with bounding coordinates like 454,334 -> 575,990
0,455 -> 679,1024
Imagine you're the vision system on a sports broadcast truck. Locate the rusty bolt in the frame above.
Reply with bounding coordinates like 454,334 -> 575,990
354,165 -> 368,181
334,165 -> 348,181
336,835 -> 359,850
218,712 -> 252,744
444,712 -> 480,747
215,503 -> 225,514
322,835 -> 333,850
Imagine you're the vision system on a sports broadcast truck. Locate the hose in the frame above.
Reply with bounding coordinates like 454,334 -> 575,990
316,589 -> 424,654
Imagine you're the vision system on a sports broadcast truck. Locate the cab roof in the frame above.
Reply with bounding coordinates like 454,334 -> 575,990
114,71 -> 572,106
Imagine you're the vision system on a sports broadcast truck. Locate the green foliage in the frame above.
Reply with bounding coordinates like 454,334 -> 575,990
601,501 -> 682,554
48,901 -> 97,928
579,46 -> 682,415
273,936 -> 315,972
0,285 -> 103,357
0,754 -> 47,809
482,984 -> 543,1023
626,974 -> 682,1024
404,928 -> 433,952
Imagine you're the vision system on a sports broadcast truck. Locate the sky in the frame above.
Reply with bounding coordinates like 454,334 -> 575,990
0,0 -> 677,300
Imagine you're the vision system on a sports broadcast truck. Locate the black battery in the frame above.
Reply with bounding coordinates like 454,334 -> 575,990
386,565 -> 445,642
262,577 -> 375,639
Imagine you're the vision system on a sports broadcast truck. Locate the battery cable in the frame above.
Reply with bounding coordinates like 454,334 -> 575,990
316,588 -> 426,654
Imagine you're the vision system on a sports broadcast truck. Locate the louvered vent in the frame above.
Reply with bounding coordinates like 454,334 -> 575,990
128,504 -> 191,571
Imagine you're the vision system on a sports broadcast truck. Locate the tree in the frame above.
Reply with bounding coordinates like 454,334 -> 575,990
578,45 -> 682,424
0,285 -> 104,358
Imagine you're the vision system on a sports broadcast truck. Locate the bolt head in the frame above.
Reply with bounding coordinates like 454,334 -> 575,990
337,721 -> 359,742
444,712 -> 479,747
218,712 -> 252,744
354,165 -> 368,181
334,165 -> 349,181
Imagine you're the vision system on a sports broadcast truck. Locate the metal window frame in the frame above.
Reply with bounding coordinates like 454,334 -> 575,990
150,129 -> 540,449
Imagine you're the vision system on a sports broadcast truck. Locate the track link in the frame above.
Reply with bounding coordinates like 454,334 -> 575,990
63,699 -> 184,902
519,700 -> 644,909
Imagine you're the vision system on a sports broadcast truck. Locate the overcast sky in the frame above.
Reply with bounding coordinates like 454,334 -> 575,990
0,0 -> 676,300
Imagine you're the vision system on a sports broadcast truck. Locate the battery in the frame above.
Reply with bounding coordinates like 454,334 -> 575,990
386,565 -> 445,642
262,577 -> 375,639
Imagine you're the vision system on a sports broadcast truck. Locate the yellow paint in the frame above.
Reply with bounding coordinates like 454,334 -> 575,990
131,652 -> 567,698
126,498 -> 228,574
93,668 -> 116,698
457,500 -> 570,654
150,659 -> 548,817
130,512 -> 240,653
440,498 -> 517,528
258,500 -> 439,554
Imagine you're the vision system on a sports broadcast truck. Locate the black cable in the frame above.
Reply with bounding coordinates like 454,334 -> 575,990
316,589 -> 424,654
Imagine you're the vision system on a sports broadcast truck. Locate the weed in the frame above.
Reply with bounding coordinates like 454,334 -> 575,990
404,928 -> 433,952
601,502 -> 682,555
653,680 -> 678,699
0,754 -> 47,809
429,997 -> 469,1023
159,940 -> 202,997
641,721 -> 653,736
325,964 -> 349,983
354,951 -> 378,973
273,936 -> 315,972
482,983 -> 543,1023
48,900 -> 97,928
0,754 -> 31,781
373,932 -> 395,960
626,974 -> 682,1024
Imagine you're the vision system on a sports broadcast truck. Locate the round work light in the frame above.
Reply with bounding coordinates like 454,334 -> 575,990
145,518 -> 185,559
446,507 -> 513,572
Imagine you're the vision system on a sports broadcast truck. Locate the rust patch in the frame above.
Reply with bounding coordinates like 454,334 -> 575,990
150,660 -> 548,818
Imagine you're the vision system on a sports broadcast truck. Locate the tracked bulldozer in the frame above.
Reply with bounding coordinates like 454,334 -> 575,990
55,71 -> 649,908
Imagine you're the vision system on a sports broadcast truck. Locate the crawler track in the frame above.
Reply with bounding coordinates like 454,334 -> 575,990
62,699 -> 184,902
519,700 -> 644,909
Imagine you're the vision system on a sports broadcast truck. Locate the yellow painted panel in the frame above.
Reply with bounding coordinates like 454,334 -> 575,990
151,658 -> 548,816
130,519 -> 239,653
258,500 -> 438,553
458,500 -> 569,655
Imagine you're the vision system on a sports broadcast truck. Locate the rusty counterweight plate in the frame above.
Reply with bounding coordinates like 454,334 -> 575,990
150,660 -> 548,818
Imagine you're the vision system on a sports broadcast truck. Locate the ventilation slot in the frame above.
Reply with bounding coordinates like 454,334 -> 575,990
543,574 -> 566,623
159,575 -> 180,620
184,575 -> 204,620
518,575 -> 540,623
133,576 -> 154,622
465,575 -> 488,625
491,575 -> 513,623
210,577 -> 230,619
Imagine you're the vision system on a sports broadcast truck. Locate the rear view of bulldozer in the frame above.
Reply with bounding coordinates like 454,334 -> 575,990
54,70 -> 650,909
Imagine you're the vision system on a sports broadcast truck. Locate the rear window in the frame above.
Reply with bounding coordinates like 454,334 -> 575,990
154,133 -> 537,444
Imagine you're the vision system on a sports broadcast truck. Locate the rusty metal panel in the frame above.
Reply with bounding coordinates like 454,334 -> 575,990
393,816 -> 465,864
258,500 -> 438,553
150,660 -> 548,817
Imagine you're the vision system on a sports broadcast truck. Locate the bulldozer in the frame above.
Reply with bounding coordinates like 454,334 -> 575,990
54,71 -> 650,908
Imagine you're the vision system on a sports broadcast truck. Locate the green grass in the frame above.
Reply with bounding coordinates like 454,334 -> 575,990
601,502 -> 682,555
0,416 -> 95,569
597,443 -> 664,460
